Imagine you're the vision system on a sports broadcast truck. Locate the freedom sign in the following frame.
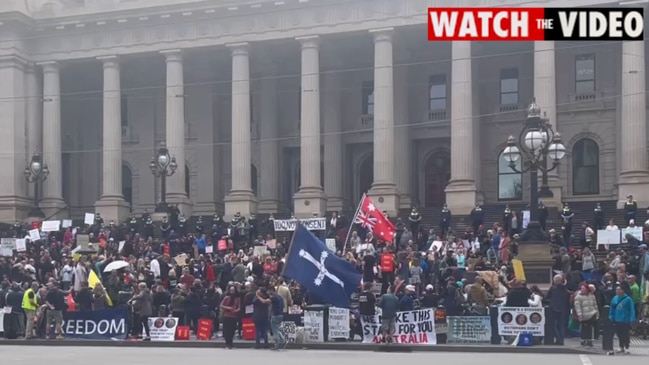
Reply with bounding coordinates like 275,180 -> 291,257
360,308 -> 437,344
41,308 -> 128,340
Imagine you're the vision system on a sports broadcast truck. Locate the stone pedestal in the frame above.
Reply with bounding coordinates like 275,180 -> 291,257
517,243 -> 554,287
224,194 -> 257,221
94,199 -> 130,223
367,188 -> 400,217
294,189 -> 327,218
166,195 -> 193,217
445,182 -> 477,216
39,198 -> 67,219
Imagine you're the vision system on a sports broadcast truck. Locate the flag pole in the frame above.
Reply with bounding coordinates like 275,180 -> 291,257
342,193 -> 365,256
280,222 -> 300,278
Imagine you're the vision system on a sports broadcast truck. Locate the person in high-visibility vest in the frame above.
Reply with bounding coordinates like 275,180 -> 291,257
22,282 -> 40,339
379,250 -> 395,295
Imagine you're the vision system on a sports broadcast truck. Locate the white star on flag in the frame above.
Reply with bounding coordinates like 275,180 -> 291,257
368,203 -> 375,211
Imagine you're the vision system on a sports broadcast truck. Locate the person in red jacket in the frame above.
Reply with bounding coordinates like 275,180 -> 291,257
380,249 -> 395,295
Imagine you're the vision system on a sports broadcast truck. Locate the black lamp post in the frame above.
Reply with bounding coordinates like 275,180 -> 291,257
501,99 -> 566,242
24,153 -> 49,218
149,142 -> 178,213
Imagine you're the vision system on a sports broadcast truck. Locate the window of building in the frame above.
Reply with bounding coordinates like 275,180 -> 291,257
362,81 -> 374,115
429,74 -> 447,110
575,54 -> 595,94
498,151 -> 522,200
121,96 -> 128,126
500,68 -> 519,105
572,138 -> 599,195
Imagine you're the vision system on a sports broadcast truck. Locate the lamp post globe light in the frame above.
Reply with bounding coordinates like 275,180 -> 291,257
501,99 -> 566,242
24,153 -> 49,218
149,142 -> 178,213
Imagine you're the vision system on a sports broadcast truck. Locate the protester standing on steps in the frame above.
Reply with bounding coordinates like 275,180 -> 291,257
608,283 -> 636,355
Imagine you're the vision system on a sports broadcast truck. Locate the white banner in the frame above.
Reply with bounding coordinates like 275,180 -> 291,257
0,308 -> 4,332
327,307 -> 350,339
303,310 -> 324,342
0,238 -> 16,250
360,308 -> 437,344
279,321 -> 297,343
498,307 -> 545,336
597,229 -> 621,245
41,220 -> 61,232
622,226 -> 643,243
148,317 -> 178,341
273,218 -> 326,231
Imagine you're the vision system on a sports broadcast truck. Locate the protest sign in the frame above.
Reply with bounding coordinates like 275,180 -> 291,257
360,308 -> 437,344
279,321 -> 297,343
41,220 -> 61,232
447,316 -> 492,344
273,218 -> 326,231
327,307 -> 350,339
303,310 -> 324,342
498,307 -> 545,336
148,317 -> 179,341
42,308 -> 128,340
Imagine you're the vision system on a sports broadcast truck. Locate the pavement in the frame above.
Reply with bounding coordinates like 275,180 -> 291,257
0,346 -> 648,365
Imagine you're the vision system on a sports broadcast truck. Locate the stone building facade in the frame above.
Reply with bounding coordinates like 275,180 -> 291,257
0,0 -> 647,222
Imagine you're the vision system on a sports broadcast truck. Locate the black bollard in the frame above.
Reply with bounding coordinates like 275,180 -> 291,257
543,306 -> 555,345
601,306 -> 614,352
490,306 -> 501,344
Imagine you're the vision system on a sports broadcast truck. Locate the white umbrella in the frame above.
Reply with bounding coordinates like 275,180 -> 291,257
103,260 -> 129,272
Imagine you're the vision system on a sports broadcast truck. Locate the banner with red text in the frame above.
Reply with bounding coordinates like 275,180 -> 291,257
360,308 -> 436,344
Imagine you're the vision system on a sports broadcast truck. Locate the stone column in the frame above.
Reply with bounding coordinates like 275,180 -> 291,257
94,56 -> 129,222
258,69 -> 280,213
0,56 -> 30,221
161,50 -> 191,215
534,41 -> 562,207
445,41 -> 477,215
394,64 -> 411,209
224,43 -> 257,219
323,71 -> 345,212
39,61 -> 67,216
293,36 -> 326,218
24,64 -> 42,200
367,28 -> 399,216
618,40 -> 649,208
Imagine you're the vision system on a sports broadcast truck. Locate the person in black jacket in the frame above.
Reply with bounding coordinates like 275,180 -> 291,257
358,283 -> 376,316
546,274 -> 571,345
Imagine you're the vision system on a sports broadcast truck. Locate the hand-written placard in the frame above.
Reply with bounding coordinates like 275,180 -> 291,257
327,307 -> 350,339
303,310 -> 324,342
279,321 -> 297,343
621,226 -> 643,243
597,229 -> 621,245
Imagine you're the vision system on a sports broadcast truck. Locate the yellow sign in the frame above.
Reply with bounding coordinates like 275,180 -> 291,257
511,259 -> 526,282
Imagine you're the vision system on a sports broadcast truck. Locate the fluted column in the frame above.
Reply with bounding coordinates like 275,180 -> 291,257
618,40 -> 649,207
94,56 -> 129,222
161,50 -> 189,212
323,72 -> 344,211
445,41 -> 477,215
293,36 -> 326,217
534,41 -> 562,206
39,61 -> 66,214
0,56 -> 30,221
367,28 -> 399,215
258,70 -> 280,213
224,43 -> 257,219
394,64 -> 411,208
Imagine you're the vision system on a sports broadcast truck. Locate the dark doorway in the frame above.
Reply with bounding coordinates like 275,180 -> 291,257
424,151 -> 450,207
122,165 -> 133,209
358,153 -> 373,200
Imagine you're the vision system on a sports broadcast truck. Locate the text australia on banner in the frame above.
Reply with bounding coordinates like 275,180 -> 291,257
273,218 -> 326,231
360,309 -> 437,344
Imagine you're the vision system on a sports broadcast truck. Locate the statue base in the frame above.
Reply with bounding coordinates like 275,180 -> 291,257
94,198 -> 131,224
293,188 -> 327,218
367,183 -> 400,217
516,242 -> 554,288
224,191 -> 258,221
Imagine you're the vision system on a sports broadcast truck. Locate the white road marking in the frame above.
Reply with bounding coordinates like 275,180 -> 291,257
579,354 -> 593,365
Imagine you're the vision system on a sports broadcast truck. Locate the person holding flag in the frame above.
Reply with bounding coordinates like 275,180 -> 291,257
344,194 -> 397,254
88,269 -> 114,307
283,224 -> 362,308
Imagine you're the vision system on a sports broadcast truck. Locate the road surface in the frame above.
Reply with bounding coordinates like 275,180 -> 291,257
0,346 -> 646,364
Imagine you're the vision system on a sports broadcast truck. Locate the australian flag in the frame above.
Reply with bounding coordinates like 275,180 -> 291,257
283,224 -> 362,308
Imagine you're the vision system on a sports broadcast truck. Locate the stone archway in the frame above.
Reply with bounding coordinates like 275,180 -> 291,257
424,150 -> 450,207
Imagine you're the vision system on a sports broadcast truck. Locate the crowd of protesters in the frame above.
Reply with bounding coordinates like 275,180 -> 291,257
0,202 -> 647,354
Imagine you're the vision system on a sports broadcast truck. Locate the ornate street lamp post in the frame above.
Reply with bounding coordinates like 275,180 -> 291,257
149,142 -> 177,213
501,99 -> 566,242
24,153 -> 49,218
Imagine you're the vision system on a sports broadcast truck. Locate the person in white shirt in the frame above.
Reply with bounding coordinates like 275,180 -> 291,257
150,257 -> 161,279
528,285 -> 544,307
73,259 -> 88,292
